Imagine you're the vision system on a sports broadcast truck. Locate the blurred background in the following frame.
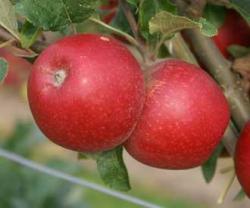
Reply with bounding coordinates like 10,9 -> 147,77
0,65 -> 249,208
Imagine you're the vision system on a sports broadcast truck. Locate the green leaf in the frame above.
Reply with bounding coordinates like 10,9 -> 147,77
139,0 -> 176,40
229,0 -> 250,22
96,146 -> 130,191
149,11 -> 217,38
203,4 -> 226,29
198,18 -> 217,37
0,0 -> 19,39
233,189 -> 246,201
111,6 -> 132,35
126,0 -> 139,7
201,143 -> 224,183
1,122 -> 40,156
0,58 -> 8,84
16,0 -> 98,31
228,45 -> 250,58
20,21 -> 41,48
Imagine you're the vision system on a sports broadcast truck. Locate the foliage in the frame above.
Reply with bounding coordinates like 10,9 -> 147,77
0,122 -> 206,208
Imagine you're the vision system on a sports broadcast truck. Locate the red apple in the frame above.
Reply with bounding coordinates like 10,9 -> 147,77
125,60 -> 230,169
212,10 -> 250,58
28,34 -> 144,152
0,48 -> 31,87
235,122 -> 250,198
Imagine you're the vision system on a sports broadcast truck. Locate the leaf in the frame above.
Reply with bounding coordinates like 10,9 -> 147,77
139,0 -> 176,40
201,143 -> 224,183
126,0 -> 138,7
20,21 -> 41,48
1,122 -> 39,156
110,5 -> 132,34
0,0 -> 19,39
16,0 -> 98,31
96,146 -> 130,191
0,58 -> 8,83
228,45 -> 250,59
229,0 -> 250,22
233,189 -> 246,201
149,11 -> 217,38
198,18 -> 217,37
203,4 -> 226,29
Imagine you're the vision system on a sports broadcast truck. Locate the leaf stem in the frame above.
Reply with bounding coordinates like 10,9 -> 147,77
89,17 -> 139,47
119,0 -> 139,40
119,0 -> 149,63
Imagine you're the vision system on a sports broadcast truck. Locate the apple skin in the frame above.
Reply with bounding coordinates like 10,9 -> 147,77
28,34 -> 144,152
235,122 -> 250,198
0,48 -> 31,87
125,60 -> 230,169
212,10 -> 250,58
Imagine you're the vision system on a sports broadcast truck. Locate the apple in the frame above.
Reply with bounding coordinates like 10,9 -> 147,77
27,34 -> 144,152
125,59 -> 230,169
212,10 -> 250,58
235,121 -> 250,198
0,48 -> 31,87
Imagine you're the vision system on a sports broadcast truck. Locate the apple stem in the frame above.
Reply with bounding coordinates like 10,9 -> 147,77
217,172 -> 236,204
54,70 -> 67,87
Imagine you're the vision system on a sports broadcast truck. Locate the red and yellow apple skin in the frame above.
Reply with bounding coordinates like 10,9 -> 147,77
0,48 -> 31,87
125,60 -> 230,169
235,122 -> 250,198
212,10 -> 250,58
28,34 -> 144,152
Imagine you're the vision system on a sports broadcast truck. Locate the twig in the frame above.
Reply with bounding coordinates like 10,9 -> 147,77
0,148 -> 162,208
0,27 -> 16,42
119,0 -> 149,63
119,0 -> 140,41
0,39 -> 16,48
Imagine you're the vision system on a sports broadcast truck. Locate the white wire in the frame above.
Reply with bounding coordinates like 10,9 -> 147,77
0,148 -> 162,208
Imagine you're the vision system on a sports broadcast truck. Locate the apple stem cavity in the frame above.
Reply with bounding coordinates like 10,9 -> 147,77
54,69 -> 67,87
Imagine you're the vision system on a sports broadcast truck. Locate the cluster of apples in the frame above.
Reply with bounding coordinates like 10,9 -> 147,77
1,1 -> 250,197
27,11 -> 250,199
27,33 -> 230,171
